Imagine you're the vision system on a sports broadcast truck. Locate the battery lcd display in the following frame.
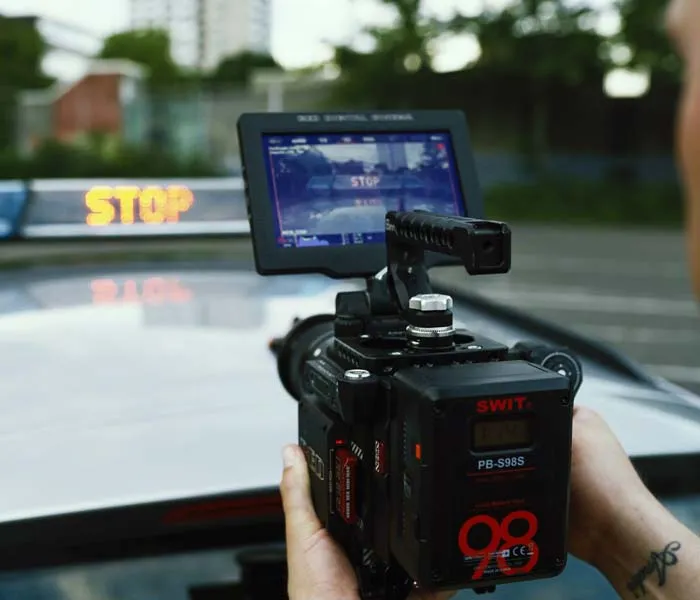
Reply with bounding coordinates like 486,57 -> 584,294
472,418 -> 533,450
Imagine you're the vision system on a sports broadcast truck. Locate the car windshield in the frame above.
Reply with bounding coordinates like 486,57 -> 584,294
0,0 -> 699,599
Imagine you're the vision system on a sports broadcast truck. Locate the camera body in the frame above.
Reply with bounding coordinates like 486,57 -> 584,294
238,111 -> 582,598
298,331 -> 574,593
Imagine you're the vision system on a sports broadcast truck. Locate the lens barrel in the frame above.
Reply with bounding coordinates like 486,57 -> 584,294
276,315 -> 335,400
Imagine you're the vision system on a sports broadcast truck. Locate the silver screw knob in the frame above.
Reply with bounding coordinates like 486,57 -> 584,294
408,294 -> 453,312
345,369 -> 371,380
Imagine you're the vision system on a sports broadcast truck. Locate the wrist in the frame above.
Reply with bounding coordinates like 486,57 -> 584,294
588,487 -> 661,573
589,492 -> 691,598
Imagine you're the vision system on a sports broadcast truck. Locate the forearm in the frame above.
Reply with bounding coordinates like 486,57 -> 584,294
592,491 -> 700,599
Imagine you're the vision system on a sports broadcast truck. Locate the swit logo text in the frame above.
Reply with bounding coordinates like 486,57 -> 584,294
476,396 -> 531,413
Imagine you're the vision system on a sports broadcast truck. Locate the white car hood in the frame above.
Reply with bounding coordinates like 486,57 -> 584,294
0,267 -> 697,524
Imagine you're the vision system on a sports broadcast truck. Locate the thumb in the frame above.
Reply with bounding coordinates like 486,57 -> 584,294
280,444 -> 323,549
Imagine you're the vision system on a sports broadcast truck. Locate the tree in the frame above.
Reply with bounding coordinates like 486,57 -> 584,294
448,1 -> 606,163
0,16 -> 53,149
209,51 -> 281,86
329,0 -> 607,163
98,29 -> 181,86
450,1 -> 604,83
0,16 -> 52,90
615,0 -> 681,79
329,0 -> 437,108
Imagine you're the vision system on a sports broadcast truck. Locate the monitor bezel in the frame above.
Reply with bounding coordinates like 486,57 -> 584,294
237,110 -> 484,278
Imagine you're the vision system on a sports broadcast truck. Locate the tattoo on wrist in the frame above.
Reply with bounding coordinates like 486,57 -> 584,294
626,541 -> 681,598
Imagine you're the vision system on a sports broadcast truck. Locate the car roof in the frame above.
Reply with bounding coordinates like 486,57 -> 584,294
0,264 -> 698,525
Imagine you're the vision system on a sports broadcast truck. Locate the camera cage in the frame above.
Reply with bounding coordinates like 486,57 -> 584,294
237,110 -> 485,279
247,114 -> 584,600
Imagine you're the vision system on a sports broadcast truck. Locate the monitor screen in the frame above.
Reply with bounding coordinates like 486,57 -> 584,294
262,132 -> 466,249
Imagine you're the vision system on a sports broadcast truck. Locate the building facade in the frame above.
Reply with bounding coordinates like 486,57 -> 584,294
16,60 -> 149,154
129,0 -> 271,71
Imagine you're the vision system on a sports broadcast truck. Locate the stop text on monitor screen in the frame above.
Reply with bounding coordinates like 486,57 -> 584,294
85,186 -> 195,226
261,132 -> 466,249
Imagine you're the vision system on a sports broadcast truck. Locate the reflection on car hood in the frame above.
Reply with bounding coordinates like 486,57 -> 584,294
0,266 -> 698,524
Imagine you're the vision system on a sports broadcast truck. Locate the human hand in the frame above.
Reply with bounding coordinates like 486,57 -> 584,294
280,444 -> 453,600
567,405 -> 655,566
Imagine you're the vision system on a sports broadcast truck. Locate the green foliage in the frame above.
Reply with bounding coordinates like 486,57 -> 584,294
0,148 -> 28,180
209,51 -> 281,86
615,0 -> 681,79
450,2 -> 605,84
330,47 -> 425,109
0,16 -> 53,149
0,16 -> 53,90
327,0 -> 608,165
330,0 -> 606,107
329,0 -> 436,108
98,29 -> 181,86
329,0 -> 683,106
0,139 -> 218,180
485,179 -> 683,227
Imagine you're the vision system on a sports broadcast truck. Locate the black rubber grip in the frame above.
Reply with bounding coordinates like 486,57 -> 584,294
386,211 -> 509,254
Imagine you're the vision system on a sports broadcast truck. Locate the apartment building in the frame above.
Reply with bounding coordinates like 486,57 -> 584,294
130,0 -> 271,70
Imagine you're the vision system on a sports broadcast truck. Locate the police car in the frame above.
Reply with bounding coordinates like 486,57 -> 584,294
0,178 -> 697,600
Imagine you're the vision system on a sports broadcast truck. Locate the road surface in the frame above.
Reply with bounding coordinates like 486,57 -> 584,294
431,224 -> 700,394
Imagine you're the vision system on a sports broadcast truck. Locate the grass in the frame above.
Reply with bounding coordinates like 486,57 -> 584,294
485,180 -> 684,228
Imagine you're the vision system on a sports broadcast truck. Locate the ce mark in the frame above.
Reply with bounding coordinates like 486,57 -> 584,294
507,544 -> 534,558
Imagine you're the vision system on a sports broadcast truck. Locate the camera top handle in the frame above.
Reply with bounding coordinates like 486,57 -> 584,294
375,211 -> 512,317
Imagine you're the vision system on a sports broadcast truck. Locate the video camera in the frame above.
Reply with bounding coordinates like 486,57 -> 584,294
237,111 -> 583,599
